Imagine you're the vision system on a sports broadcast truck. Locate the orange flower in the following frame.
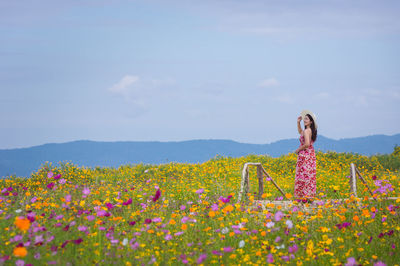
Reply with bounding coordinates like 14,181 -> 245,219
181,224 -> 187,230
353,215 -> 359,222
14,217 -> 30,232
208,211 -> 216,217
13,246 -> 27,257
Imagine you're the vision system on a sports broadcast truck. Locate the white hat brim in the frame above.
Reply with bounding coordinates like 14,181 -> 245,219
300,110 -> 318,129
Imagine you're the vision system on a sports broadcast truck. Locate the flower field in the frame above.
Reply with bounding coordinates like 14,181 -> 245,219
1,150 -> 400,265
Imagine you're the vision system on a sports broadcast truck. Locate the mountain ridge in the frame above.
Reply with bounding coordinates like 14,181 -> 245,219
1,133 -> 399,177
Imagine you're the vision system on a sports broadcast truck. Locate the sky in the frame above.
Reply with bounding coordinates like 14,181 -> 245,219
1,0 -> 400,149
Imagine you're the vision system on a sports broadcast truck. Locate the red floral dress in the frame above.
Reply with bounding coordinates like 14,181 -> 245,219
294,134 -> 316,199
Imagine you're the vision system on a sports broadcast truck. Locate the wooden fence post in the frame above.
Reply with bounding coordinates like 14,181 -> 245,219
257,165 -> 264,200
350,163 -> 358,197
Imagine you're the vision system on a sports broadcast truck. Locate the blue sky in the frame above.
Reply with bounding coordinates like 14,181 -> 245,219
1,0 -> 399,149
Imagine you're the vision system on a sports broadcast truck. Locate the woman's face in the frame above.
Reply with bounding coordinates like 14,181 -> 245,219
303,115 -> 311,127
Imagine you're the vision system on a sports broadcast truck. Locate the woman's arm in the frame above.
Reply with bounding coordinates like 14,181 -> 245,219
295,128 -> 311,154
297,116 -> 303,135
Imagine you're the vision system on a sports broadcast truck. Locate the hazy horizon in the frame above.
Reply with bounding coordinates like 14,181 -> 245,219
2,132 -> 400,150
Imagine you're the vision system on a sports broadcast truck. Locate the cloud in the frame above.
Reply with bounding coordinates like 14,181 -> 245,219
258,78 -> 279,88
107,75 -> 178,113
108,75 -> 139,95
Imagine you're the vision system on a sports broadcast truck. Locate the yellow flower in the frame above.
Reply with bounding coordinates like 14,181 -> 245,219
306,240 -> 314,257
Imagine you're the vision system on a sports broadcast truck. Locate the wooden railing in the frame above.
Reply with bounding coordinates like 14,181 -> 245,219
238,162 -> 388,203
237,163 -> 287,202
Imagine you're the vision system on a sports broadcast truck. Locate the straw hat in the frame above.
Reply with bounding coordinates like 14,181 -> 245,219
300,110 -> 318,129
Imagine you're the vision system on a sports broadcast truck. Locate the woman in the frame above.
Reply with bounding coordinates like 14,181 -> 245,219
294,110 -> 318,201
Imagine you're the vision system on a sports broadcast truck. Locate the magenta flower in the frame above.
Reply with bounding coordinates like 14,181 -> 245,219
288,244 -> 298,253
219,195 -> 232,203
210,204 -> 218,212
267,253 -> 274,263
105,203 -> 114,209
223,246 -> 233,253
152,189 -> 161,202
181,216 -> 190,223
53,174 -> 61,180
15,260 -> 25,266
73,238 -> 83,245
144,219 -> 152,224
82,187 -> 90,195
374,261 -> 386,266
97,210 -> 107,217
197,254 -> 207,264
47,171 -> 53,178
78,226 -> 88,232
212,250 -> 222,256
195,188 -> 204,194
47,183 -> 55,189
129,221 -> 136,226
372,175 -> 377,180
65,195 -> 71,202
86,215 -> 95,221
180,205 -> 186,210
274,211 -> 284,222
123,198 -> 132,206
345,257 -> 357,266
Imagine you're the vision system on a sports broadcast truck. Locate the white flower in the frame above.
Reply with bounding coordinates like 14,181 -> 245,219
221,227 -> 229,234
285,220 -> 293,229
122,238 -> 128,246
239,240 -> 245,248
276,244 -> 285,249
15,209 -> 22,213
266,221 -> 275,228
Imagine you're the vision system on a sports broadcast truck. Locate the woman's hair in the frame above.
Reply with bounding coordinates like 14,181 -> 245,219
306,114 -> 317,142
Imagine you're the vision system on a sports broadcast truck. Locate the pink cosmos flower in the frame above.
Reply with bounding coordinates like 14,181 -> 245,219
65,195 -> 72,202
197,254 -> 207,264
195,188 -> 204,194
211,203 -> 219,211
152,189 -> 161,202
47,171 -> 53,178
78,226 -> 88,232
82,187 -> 90,195
274,211 -> 284,222
345,257 -> 357,266
123,198 -> 132,206
223,246 -> 233,252
267,254 -> 274,263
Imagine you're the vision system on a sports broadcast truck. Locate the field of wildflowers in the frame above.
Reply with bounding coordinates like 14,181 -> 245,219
1,150 -> 399,265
